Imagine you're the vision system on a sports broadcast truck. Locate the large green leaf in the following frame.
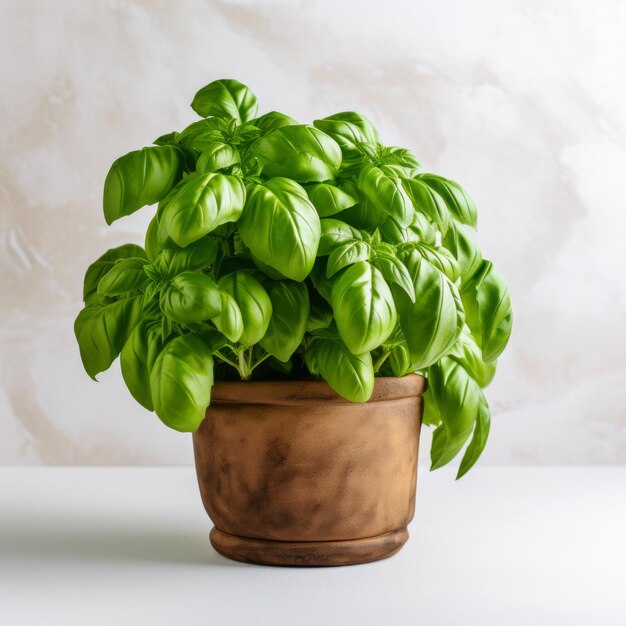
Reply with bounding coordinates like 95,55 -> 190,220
120,320 -> 164,411
159,172 -> 246,247
150,334 -> 214,432
307,334 -> 374,402
153,236 -> 219,276
326,241 -> 370,278
160,272 -> 223,323
238,178 -> 321,281
74,295 -> 143,380
83,244 -> 147,305
259,281 -> 309,362
456,398 -> 491,479
427,357 -> 489,473
417,173 -> 477,229
461,260 -> 512,362
210,291 -> 244,342
191,79 -> 259,122
103,146 -> 183,224
331,261 -> 397,354
218,272 -> 272,346
393,251 -> 464,370
250,125 -> 341,182
449,326 -> 497,387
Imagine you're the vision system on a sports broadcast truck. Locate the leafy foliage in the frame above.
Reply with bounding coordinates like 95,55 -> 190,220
75,78 -> 513,477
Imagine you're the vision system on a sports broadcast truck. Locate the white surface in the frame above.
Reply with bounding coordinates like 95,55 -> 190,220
0,467 -> 624,625
2,1 -> 626,465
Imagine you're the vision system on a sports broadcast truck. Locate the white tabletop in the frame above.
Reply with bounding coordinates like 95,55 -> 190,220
0,466 -> 624,625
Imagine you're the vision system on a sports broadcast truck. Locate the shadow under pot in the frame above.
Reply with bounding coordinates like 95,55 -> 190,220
193,374 -> 425,567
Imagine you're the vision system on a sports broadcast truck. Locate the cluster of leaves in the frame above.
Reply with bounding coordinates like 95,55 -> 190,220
75,79 -> 512,478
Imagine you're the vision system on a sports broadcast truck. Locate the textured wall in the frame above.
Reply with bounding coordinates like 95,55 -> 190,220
1,0 -> 625,465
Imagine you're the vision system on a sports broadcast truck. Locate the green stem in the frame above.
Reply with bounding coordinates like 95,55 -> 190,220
373,349 -> 391,373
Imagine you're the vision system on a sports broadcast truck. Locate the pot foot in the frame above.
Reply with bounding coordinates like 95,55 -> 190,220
209,526 -> 409,567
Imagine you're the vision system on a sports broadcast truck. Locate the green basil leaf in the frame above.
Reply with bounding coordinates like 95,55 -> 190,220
393,251 -> 464,370
259,280 -> 309,362
74,295 -> 143,380
449,326 -> 496,387
306,183 -> 357,217
461,260 -> 512,362
120,320 -> 164,411
326,241 -> 370,278
427,357 -> 488,471
176,118 -> 229,147
83,244 -> 147,304
313,112 -> 379,159
251,111 -> 298,134
191,78 -> 259,122
210,291 -> 244,342
217,272 -> 272,346
103,146 -> 184,224
159,172 -> 246,247
97,257 -> 149,297
402,178 -> 449,235
371,253 -> 415,303
238,178 -> 321,281
154,236 -> 219,276
250,125 -> 341,182
144,216 -> 161,263
331,261 -> 397,354
196,143 -> 240,173
153,131 -> 179,146
417,173 -> 477,229
356,164 -> 413,227
389,343 -> 412,377
150,334 -> 214,432
442,221 -> 482,282
412,242 -> 460,282
308,335 -> 374,402
318,218 -> 362,256
160,272 -> 222,323
456,396 -> 491,479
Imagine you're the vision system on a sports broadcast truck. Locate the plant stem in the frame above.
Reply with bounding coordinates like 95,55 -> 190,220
373,350 -> 391,373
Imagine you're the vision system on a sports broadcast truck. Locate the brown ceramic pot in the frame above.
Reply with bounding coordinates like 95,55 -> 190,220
193,374 -> 425,567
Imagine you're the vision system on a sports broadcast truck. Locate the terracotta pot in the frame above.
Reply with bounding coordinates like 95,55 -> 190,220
193,374 -> 425,567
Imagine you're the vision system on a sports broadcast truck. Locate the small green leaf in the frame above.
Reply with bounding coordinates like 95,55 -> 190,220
317,218 -> 363,256
97,257 -> 149,297
251,111 -> 298,134
417,173 -> 477,229
371,253 -> 415,303
154,237 -> 219,276
196,143 -> 240,173
103,146 -> 184,224
356,164 -> 413,227
313,112 -> 379,160
218,272 -> 272,346
160,272 -> 223,323
402,178 -> 449,235
308,335 -> 374,402
461,260 -> 513,362
83,244 -> 147,304
191,79 -> 259,122
326,241 -> 370,278
442,221 -> 482,282
150,334 -> 214,432
306,183 -> 357,217
211,291 -> 244,342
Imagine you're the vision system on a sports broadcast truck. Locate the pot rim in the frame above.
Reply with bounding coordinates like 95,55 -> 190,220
209,374 -> 426,406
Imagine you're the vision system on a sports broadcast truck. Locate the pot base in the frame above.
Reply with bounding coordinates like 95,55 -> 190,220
209,527 -> 409,567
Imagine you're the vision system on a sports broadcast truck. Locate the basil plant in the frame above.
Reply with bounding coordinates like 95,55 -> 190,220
75,79 -> 512,478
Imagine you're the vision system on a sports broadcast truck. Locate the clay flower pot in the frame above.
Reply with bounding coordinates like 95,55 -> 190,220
193,374 -> 425,566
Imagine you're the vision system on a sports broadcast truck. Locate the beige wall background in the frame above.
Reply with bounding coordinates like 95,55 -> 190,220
1,0 -> 625,465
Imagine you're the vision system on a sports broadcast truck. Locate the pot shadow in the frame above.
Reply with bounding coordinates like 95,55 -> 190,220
0,514 -> 241,568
